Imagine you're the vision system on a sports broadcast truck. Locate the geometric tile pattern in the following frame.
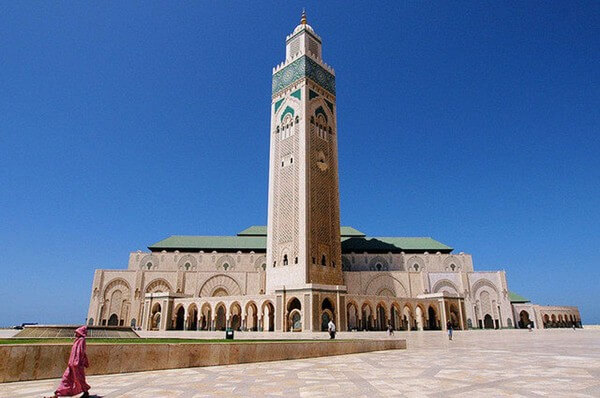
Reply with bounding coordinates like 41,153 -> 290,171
2,329 -> 599,397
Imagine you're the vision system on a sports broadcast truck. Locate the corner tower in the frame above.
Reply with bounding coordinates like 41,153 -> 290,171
266,13 -> 344,330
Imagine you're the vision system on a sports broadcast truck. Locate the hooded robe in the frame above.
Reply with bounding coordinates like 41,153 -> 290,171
55,325 -> 90,396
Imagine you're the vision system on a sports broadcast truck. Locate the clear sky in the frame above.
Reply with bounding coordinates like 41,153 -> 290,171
1,2 -> 598,326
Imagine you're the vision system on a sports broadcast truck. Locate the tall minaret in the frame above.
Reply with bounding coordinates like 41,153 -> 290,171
266,12 -> 344,331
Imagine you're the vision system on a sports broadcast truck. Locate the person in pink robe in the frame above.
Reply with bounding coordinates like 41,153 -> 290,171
49,325 -> 91,398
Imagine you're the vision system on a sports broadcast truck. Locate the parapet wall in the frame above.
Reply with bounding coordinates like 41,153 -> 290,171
0,339 -> 406,383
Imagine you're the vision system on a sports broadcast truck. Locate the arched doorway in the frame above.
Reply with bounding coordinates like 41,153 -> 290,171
174,306 -> 185,330
347,302 -> 358,331
245,302 -> 258,331
321,298 -> 335,331
150,302 -> 161,330
449,304 -> 460,329
215,304 -> 227,331
427,306 -> 438,330
200,303 -> 211,330
287,297 -> 302,332
187,305 -> 198,331
519,310 -> 531,329
262,301 -> 275,332
484,314 -> 494,329
230,303 -> 242,330
108,313 -> 119,326
415,306 -> 424,331
543,314 -> 550,328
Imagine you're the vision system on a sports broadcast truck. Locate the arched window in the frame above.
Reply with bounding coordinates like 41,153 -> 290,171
223,263 -> 230,270
376,263 -> 382,271
283,255 -> 288,266
294,257 -> 298,264
146,262 -> 152,270
413,264 -> 419,271
184,262 -> 191,271
450,264 -> 456,271
321,255 -> 326,266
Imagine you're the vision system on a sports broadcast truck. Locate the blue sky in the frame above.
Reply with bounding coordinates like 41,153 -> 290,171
1,2 -> 598,326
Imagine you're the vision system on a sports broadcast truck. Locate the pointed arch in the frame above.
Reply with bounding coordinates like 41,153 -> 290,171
199,274 -> 241,297
432,279 -> 460,296
145,278 -> 173,294
364,274 -> 408,297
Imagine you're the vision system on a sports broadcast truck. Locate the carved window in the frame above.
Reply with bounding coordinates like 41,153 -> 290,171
321,255 -> 326,266
184,262 -> 191,271
376,263 -> 382,271
294,257 -> 298,264
450,264 -> 456,271
413,264 -> 419,271
283,255 -> 288,266
146,262 -> 152,270
223,263 -> 230,270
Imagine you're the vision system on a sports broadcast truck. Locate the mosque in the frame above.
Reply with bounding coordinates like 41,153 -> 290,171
86,13 -> 581,333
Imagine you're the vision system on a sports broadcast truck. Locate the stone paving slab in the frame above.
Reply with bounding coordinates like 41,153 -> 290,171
1,329 -> 598,397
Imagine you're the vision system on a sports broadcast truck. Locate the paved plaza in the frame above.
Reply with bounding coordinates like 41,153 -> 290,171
2,329 -> 599,397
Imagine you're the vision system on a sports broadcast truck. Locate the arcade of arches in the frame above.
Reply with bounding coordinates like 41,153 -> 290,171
139,292 -> 471,333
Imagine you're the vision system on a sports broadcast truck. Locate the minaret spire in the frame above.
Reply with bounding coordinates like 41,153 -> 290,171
300,9 -> 307,25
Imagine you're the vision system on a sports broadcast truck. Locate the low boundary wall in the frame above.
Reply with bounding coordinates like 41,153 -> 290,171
0,339 -> 405,383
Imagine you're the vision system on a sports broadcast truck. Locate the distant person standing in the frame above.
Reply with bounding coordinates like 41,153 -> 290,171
47,326 -> 90,398
446,321 -> 453,341
387,323 -> 394,336
328,319 -> 336,339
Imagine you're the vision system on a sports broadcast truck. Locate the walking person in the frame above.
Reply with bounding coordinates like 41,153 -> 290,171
446,321 -> 453,341
327,318 -> 336,339
47,326 -> 90,398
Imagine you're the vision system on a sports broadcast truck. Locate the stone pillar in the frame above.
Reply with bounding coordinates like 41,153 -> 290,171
275,294 -> 283,332
439,299 -> 448,330
458,300 -> 465,330
337,293 -> 346,332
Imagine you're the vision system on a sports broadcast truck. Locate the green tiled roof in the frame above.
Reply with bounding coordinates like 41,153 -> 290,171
509,291 -> 530,303
237,226 -> 365,237
149,236 -> 266,251
341,237 -> 452,253
340,227 -> 366,237
149,226 -> 451,253
237,226 -> 267,236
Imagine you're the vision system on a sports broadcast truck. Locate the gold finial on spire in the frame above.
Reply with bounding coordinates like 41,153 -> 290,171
300,9 -> 307,25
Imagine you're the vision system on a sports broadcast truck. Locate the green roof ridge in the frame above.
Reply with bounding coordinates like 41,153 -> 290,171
509,291 -> 530,303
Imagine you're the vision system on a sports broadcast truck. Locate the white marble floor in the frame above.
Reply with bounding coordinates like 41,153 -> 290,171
1,329 -> 599,397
